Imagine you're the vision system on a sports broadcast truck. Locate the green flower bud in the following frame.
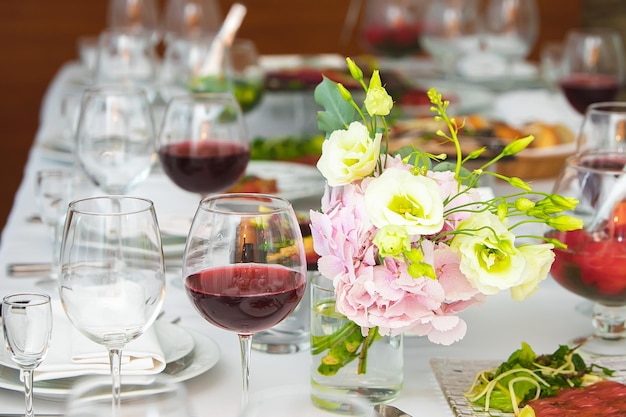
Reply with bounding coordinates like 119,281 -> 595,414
546,215 -> 584,231
502,135 -> 535,156
427,88 -> 442,107
373,225 -> 411,259
408,262 -> 437,280
467,147 -> 487,160
508,177 -> 532,191
346,57 -> 363,81
497,201 -> 508,221
515,197 -> 535,211
337,83 -> 353,102
550,194 -> 579,211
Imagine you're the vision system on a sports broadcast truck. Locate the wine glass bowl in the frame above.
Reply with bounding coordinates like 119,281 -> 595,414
75,85 -> 156,195
157,92 -> 250,196
182,193 -> 307,406
59,196 -> 166,409
558,28 -> 625,114
548,151 -> 626,355
576,102 -> 626,154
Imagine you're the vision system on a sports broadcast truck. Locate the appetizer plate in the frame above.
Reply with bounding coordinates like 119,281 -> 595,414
400,81 -> 494,117
245,160 -> 325,201
430,356 -> 626,417
0,322 -> 219,399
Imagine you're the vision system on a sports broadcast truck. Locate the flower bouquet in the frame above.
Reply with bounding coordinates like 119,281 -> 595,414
308,58 -> 582,384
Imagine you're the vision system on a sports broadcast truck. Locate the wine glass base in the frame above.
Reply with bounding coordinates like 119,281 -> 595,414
571,334 -> 626,356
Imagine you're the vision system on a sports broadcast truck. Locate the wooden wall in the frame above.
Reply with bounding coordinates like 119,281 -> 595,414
0,0 -> 581,232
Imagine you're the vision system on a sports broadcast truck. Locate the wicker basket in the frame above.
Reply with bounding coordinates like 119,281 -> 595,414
495,143 -> 575,180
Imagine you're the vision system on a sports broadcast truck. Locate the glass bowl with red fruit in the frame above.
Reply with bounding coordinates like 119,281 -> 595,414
548,151 -> 626,355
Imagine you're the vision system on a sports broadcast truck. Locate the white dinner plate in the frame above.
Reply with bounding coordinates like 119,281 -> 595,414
37,136 -> 74,164
0,322 -> 219,399
244,160 -> 325,201
400,81 -> 495,117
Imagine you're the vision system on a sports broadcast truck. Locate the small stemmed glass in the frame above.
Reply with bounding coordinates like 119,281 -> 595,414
34,169 -> 74,283
2,293 -> 53,417
182,194 -> 307,408
75,85 -> 156,195
59,196 -> 166,411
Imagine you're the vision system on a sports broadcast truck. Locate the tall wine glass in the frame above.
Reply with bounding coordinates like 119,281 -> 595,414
182,194 -> 307,407
162,0 -> 222,44
157,92 -> 250,196
2,293 -> 53,417
558,28 -> 625,114
548,151 -> 626,355
577,102 -> 626,154
59,196 -> 166,410
75,85 -> 156,194
419,0 -> 480,79
107,0 -> 161,43
481,0 -> 539,67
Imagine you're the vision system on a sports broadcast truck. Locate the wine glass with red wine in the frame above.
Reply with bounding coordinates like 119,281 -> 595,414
558,28 -> 625,114
157,93 -> 250,196
548,151 -> 626,355
182,194 -> 307,407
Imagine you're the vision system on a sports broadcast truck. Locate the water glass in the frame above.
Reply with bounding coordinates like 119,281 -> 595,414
2,293 -> 53,417
576,102 -> 626,154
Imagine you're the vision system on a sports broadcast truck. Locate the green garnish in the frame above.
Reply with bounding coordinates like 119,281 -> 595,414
466,342 -> 614,416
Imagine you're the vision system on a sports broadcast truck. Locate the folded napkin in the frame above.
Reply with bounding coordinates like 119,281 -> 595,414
30,301 -> 166,382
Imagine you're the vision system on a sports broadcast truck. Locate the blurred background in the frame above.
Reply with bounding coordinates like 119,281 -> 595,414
0,0 -> 612,230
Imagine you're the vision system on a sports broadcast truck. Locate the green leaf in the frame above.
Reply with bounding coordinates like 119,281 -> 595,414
314,77 -> 357,137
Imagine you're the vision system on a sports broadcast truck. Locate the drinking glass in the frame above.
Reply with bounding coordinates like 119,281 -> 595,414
419,0 -> 480,79
548,151 -> 626,355
34,169 -> 74,281
107,0 -> 160,43
2,293 -> 53,417
75,85 -> 156,194
157,92 -> 250,196
182,194 -> 307,407
65,375 -> 193,417
481,0 -> 539,67
59,196 -> 166,410
358,0 -> 424,58
162,0 -> 222,44
94,28 -> 159,100
576,102 -> 626,154
558,28 -> 625,114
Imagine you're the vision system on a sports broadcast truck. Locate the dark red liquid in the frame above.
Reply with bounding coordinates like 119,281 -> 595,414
363,23 -> 423,57
158,140 -> 250,194
185,264 -> 306,333
559,74 -> 620,114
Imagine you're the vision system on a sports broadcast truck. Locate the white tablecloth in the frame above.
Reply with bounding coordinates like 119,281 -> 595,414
0,62 -> 593,416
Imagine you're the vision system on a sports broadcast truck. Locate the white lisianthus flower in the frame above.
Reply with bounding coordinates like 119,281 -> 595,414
316,121 -> 381,186
450,211 -> 529,295
373,225 -> 411,259
364,167 -> 444,235
510,243 -> 555,300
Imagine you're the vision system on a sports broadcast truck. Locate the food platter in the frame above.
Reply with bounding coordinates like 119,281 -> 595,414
430,356 -> 626,417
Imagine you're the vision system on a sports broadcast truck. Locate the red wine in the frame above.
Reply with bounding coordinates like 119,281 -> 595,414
363,23 -> 423,57
559,74 -> 620,114
158,140 -> 250,194
185,264 -> 306,333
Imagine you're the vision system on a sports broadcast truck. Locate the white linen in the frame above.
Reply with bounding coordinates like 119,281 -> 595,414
28,301 -> 166,381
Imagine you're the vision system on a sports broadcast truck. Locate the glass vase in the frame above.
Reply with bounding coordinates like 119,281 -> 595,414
310,273 -> 403,410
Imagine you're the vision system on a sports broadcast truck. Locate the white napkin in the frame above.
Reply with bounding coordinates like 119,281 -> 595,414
31,301 -> 166,382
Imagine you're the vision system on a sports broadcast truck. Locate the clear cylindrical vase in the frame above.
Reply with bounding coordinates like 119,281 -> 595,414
310,274 -> 403,410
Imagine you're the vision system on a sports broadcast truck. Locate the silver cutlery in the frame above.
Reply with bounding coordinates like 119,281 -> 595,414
374,404 -> 413,417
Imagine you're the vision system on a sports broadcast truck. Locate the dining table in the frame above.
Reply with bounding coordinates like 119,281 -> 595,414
0,56 -> 604,417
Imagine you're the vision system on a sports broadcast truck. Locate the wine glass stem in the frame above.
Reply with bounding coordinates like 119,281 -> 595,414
238,334 -> 253,409
22,368 -> 34,417
109,348 -> 123,412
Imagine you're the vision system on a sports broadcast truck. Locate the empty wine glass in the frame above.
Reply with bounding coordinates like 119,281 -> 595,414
157,92 -> 250,196
93,28 -> 159,101
75,85 -> 156,194
183,194 -> 307,407
2,293 -> 53,417
576,102 -> 626,154
481,0 -> 539,68
558,28 -> 625,114
419,0 -> 480,79
107,0 -> 161,43
59,196 -> 166,411
162,0 -> 222,44
34,169 -> 74,282
548,151 -> 626,355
